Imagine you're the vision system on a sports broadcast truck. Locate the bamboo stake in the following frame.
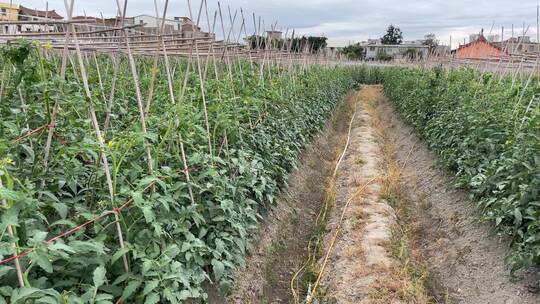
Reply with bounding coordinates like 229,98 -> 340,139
217,2 -> 233,81
0,178 -> 24,287
64,0 -> 129,273
151,0 -> 196,206
103,54 -> 120,133
188,0 -> 213,158
202,8 -> 219,82
144,0 -> 166,114
41,0 -> 75,196
115,0 -> 154,176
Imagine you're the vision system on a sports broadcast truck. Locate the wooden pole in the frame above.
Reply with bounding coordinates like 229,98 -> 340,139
66,0 -> 129,272
0,178 -> 24,287
188,0 -> 213,158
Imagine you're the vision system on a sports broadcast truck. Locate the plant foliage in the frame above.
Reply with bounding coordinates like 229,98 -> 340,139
381,24 -> 403,45
379,66 -> 540,271
0,41 -> 368,303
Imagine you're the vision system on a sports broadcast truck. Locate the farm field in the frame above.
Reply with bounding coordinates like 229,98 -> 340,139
1,3 -> 540,303
226,83 -> 540,304
2,36 -> 540,302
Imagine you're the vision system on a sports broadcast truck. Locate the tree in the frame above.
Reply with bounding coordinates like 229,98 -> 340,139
423,33 -> 438,52
246,35 -> 267,50
381,24 -> 403,45
307,36 -> 327,53
246,35 -> 285,50
339,43 -> 364,60
247,35 -> 326,53
290,36 -> 308,52
290,36 -> 327,53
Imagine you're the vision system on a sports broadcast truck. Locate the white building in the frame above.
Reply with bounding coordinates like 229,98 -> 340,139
132,15 -> 183,34
131,15 -> 213,39
364,43 -> 429,60
2,5 -> 64,33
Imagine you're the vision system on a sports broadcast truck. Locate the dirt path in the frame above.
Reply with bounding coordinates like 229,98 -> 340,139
222,92 -> 358,304
319,86 -> 427,304
316,85 -> 539,304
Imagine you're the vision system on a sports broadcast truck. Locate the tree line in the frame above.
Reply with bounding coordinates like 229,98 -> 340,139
246,35 -> 328,53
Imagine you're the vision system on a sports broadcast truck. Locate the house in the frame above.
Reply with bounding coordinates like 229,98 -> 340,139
0,2 -> 18,34
132,15 -> 181,34
364,43 -> 429,61
17,5 -> 63,32
0,2 -> 17,21
455,34 -> 508,60
266,30 -> 282,40
72,16 -> 124,27
492,36 -> 539,55
130,15 -> 212,39
174,17 -> 213,39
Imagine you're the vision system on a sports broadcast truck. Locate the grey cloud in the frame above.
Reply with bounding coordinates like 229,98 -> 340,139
18,0 -> 540,46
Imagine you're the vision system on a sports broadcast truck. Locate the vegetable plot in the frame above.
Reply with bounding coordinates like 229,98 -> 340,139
380,66 -> 540,271
0,41 -> 367,302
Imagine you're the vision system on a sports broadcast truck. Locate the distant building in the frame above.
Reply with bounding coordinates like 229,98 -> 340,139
365,43 -> 429,60
0,2 -> 17,21
0,2 -> 18,34
132,15 -> 182,34
266,30 -> 282,40
486,34 -> 500,42
130,15 -> 212,38
433,45 -> 451,56
455,34 -> 508,60
323,43 -> 343,58
14,5 -> 63,33
492,36 -> 539,55
72,16 -> 124,27
1,3 -> 64,33
175,17 -> 213,38
70,16 -> 128,36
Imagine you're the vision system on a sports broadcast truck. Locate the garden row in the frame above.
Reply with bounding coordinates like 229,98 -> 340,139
377,66 -> 540,271
0,41 -> 368,303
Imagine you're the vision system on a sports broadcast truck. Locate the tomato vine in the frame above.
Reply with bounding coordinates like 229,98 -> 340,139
0,41 -> 369,303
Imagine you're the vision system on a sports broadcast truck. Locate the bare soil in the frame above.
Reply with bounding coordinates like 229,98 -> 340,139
320,86 -> 406,303
222,91 -> 358,304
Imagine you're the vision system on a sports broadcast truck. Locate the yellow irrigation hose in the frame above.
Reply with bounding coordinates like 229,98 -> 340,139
301,93 -> 418,304
332,102 -> 358,178
290,93 -> 360,303
306,105 -> 417,304
305,177 -> 377,304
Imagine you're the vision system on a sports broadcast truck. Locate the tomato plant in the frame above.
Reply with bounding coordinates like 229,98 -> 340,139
0,41 -> 369,303
380,66 -> 540,272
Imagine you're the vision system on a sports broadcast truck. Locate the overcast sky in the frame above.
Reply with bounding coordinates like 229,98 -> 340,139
16,0 -> 540,47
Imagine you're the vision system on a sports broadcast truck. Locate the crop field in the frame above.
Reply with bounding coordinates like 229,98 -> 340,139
380,66 -> 540,270
2,1 -> 540,303
0,37 -> 373,301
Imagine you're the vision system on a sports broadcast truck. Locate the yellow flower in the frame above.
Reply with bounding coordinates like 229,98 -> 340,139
43,42 -> 52,50
108,141 -> 113,149
99,133 -> 106,143
1,157 -> 14,166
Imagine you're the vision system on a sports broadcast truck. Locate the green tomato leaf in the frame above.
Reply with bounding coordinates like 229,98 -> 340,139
93,265 -> 107,288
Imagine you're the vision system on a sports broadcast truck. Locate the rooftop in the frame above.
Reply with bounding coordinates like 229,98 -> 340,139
19,5 -> 63,19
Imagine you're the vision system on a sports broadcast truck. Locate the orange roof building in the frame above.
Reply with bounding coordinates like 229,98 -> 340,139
455,35 -> 508,60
